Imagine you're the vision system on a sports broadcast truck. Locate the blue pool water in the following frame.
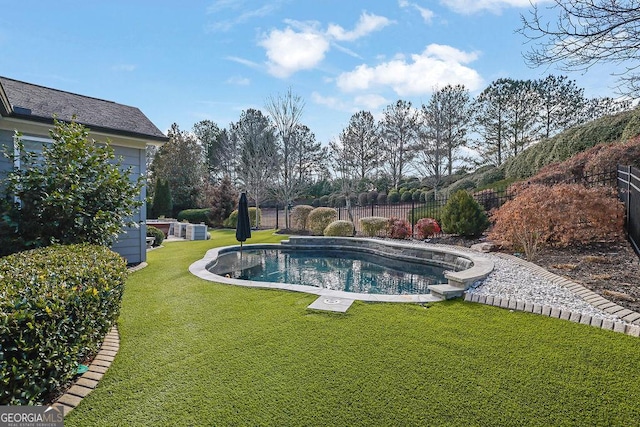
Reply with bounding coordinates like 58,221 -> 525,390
209,248 -> 447,295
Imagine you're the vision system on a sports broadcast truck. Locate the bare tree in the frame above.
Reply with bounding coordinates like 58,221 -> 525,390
520,0 -> 640,95
231,109 -> 278,228
329,136 -> 357,226
265,88 -> 305,229
415,96 -> 448,197
380,100 -> 419,189
472,80 -> 512,166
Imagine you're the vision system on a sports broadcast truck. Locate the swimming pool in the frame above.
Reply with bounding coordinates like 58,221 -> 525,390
208,248 -> 447,295
189,237 -> 494,303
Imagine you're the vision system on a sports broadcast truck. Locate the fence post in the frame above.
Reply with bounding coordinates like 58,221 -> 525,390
371,203 -> 374,217
628,165 -> 632,224
411,199 -> 415,238
275,205 -> 279,230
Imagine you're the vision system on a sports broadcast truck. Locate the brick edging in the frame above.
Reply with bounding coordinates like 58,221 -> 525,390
465,252 -> 640,338
54,326 -> 120,416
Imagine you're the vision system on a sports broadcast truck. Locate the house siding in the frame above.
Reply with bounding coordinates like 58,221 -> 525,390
0,129 -> 148,264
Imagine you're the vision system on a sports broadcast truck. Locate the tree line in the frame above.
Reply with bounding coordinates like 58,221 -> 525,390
148,75 -> 631,226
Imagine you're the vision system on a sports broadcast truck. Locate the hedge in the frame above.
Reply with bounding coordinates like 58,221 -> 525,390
0,244 -> 127,405
359,217 -> 388,237
177,208 -> 211,225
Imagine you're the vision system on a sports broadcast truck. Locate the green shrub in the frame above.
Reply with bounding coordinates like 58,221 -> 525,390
308,207 -> 338,235
401,190 -> 413,202
323,220 -> 355,237
359,216 -> 389,237
358,192 -> 369,206
2,120 -> 143,252
388,190 -> 401,204
441,190 -> 489,237
377,192 -> 388,205
291,205 -> 314,230
223,207 -> 261,228
151,179 -> 173,218
177,208 -> 211,225
146,225 -> 164,246
447,178 -> 476,194
0,244 -> 127,405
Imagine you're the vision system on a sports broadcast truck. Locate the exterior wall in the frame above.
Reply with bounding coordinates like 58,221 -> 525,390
0,129 -> 14,181
109,145 -> 147,264
0,123 -> 149,264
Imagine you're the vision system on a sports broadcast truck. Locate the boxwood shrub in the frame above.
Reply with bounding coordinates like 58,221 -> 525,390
146,225 -> 164,246
308,207 -> 338,235
323,220 -> 355,237
0,244 -> 127,405
359,217 -> 388,237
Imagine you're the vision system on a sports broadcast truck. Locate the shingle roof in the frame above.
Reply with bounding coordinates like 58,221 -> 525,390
0,76 -> 168,142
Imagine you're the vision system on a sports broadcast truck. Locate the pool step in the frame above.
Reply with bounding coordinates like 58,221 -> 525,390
427,284 -> 465,300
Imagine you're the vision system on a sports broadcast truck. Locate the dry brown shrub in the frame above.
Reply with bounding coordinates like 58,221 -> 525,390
490,184 -> 625,260
583,136 -> 640,176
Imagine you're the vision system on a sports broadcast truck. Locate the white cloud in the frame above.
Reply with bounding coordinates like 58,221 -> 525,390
354,94 -> 389,110
259,27 -> 330,78
398,1 -> 435,24
311,92 -> 352,112
259,11 -> 392,78
226,56 -> 261,69
206,1 -> 286,32
226,75 -> 250,85
336,44 -> 483,96
326,12 -> 392,42
440,0 -> 538,14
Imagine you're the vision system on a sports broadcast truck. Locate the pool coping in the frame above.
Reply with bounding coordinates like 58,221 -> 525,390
189,243 -> 442,303
189,237 -> 495,304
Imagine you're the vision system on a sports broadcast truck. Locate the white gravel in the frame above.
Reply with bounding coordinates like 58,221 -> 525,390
466,256 -> 624,322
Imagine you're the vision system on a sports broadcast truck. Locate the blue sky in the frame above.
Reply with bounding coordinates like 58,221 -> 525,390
0,0 -> 622,145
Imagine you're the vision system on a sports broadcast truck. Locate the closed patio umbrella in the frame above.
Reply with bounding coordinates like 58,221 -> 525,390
236,193 -> 252,256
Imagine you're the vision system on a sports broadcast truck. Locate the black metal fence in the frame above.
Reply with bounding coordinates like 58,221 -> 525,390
261,168 -> 619,238
617,165 -> 640,256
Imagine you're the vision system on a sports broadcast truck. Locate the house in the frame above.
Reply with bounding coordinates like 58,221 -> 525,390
0,76 -> 169,264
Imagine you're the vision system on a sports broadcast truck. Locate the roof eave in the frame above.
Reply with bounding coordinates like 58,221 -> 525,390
8,112 -> 169,143
0,82 -> 12,116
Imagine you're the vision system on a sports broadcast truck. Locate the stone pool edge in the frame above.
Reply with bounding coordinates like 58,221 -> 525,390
188,237 -> 494,304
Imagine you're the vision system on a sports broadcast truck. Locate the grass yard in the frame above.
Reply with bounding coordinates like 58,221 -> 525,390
65,230 -> 640,426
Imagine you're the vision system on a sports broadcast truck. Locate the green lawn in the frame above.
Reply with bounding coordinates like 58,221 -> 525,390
66,230 -> 640,426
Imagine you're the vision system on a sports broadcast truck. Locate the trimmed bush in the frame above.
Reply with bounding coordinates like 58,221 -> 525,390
401,190 -> 413,203
388,190 -> 401,204
441,190 -> 489,237
358,192 -> 369,206
291,205 -> 314,230
414,218 -> 441,240
359,216 -> 389,237
0,244 -> 127,405
490,184 -> 625,260
308,207 -> 338,235
377,192 -> 388,205
324,220 -> 355,237
177,208 -> 211,225
368,191 -> 379,205
386,217 -> 412,239
224,207 -> 261,228
146,225 -> 164,246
